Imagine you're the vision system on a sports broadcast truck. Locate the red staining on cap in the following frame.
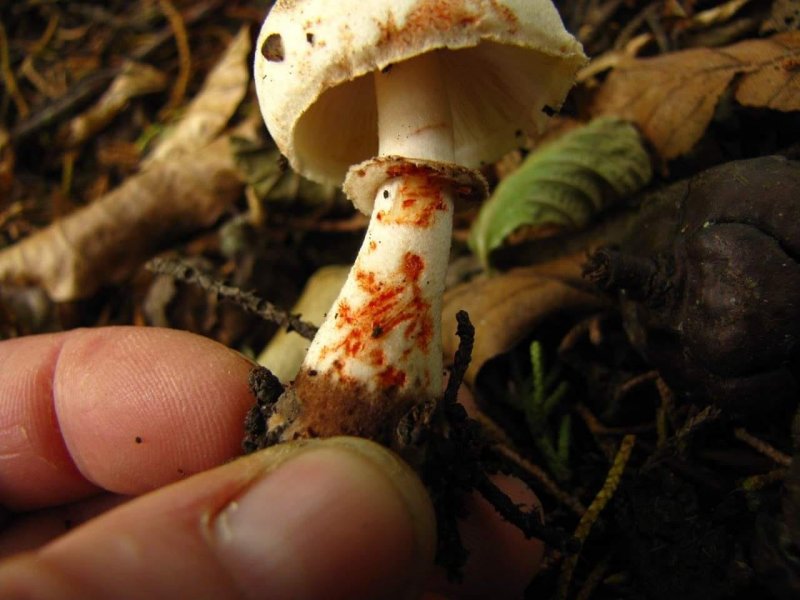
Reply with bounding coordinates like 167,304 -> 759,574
376,0 -> 481,49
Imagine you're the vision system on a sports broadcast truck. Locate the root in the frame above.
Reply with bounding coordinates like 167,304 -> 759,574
242,309 -> 579,580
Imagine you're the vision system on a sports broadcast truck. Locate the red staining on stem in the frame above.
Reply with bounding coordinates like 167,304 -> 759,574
369,348 -> 386,366
403,252 -> 425,282
379,366 -> 407,388
379,174 -> 450,228
325,251 -> 433,390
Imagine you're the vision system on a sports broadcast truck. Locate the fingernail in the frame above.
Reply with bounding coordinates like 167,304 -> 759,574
211,438 -> 435,600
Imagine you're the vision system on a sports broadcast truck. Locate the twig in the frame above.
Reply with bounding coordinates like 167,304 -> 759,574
474,470 -> 579,554
733,427 -> 792,468
643,404 -> 722,471
655,376 -> 675,448
575,555 -> 612,600
28,12 -> 60,56
578,0 -> 625,48
10,69 -> 118,142
558,435 -> 636,600
9,0 -> 222,144
613,370 -> 659,404
613,1 -> 661,51
740,467 -> 788,492
577,414 -> 655,437
574,402 -> 651,464
158,0 -> 192,116
492,443 -> 586,516
0,21 -> 29,118
443,310 -> 474,405
674,405 -> 722,454
558,317 -> 590,354
147,256 -> 318,339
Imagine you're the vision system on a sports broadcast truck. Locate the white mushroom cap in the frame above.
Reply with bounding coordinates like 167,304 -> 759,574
254,0 -> 587,190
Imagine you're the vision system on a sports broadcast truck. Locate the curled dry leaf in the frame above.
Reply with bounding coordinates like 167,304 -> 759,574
761,0 -> 800,34
143,26 -> 251,166
0,26 -> 257,302
60,61 -> 168,148
442,254 -> 609,385
0,134 -> 244,301
256,265 -> 350,383
590,31 -> 800,160
231,136 -> 344,209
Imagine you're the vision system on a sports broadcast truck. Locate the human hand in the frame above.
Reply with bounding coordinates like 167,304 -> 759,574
0,327 -> 542,598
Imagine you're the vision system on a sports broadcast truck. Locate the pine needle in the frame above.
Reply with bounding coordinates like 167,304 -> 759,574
558,434 -> 636,599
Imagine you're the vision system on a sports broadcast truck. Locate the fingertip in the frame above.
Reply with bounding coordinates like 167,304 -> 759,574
0,439 -> 437,600
0,333 -> 99,510
455,475 -> 545,596
212,438 -> 436,600
54,327 -> 255,495
0,327 -> 257,510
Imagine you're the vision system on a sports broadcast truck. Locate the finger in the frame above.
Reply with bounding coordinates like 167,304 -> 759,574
0,494 -> 128,560
0,437 -> 437,600
435,477 -> 545,598
1,332 -> 97,510
428,385 -> 546,597
0,327 -> 254,511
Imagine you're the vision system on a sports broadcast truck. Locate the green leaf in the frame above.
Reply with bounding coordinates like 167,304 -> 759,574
469,117 -> 652,267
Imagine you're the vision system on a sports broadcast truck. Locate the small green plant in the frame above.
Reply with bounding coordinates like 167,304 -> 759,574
506,339 -> 572,481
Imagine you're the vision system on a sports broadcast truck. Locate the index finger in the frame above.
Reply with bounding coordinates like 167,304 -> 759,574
0,327 -> 255,511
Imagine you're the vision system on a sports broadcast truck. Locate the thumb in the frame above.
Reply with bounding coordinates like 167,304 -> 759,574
0,437 -> 436,600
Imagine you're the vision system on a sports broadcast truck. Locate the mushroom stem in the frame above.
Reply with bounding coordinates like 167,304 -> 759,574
301,175 -> 453,397
375,51 -> 454,162
281,53 -> 458,443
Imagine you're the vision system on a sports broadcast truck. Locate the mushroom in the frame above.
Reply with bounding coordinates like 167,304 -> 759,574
254,0 -> 586,448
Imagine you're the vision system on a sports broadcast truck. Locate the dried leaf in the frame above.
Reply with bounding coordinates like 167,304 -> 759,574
0,135 -> 245,301
442,254 -> 609,385
257,265 -> 350,382
231,136 -> 344,208
143,27 -> 251,166
733,37 -> 800,110
0,285 -> 55,338
761,0 -> 800,34
469,117 -> 651,267
61,61 -> 168,147
591,32 -> 800,160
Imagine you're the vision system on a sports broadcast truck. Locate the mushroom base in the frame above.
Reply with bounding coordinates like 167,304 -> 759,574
242,314 -> 578,582
264,366 -> 434,452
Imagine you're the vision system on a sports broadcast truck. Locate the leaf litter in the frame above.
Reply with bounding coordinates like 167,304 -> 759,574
1,1 -> 799,598
590,31 -> 800,160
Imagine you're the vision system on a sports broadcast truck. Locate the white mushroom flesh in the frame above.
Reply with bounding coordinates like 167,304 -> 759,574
301,52 -> 455,400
